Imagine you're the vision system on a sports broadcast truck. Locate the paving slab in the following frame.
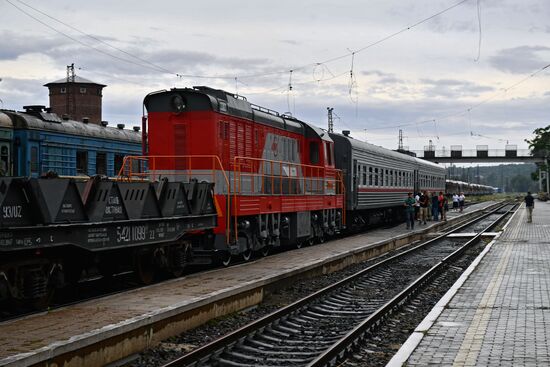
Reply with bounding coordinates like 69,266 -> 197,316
389,200 -> 550,367
0,201 -> 495,367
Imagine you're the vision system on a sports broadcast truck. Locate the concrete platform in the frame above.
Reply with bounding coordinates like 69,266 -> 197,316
389,200 -> 550,367
0,201 -> 496,367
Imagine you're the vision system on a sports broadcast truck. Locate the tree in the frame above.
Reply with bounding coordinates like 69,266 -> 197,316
526,125 -> 550,156
525,125 -> 550,190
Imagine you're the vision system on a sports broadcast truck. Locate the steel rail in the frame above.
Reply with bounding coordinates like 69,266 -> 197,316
307,203 -> 516,367
161,202 -> 512,367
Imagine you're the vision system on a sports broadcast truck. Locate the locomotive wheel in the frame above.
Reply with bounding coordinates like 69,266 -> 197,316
307,236 -> 315,246
242,248 -> 253,262
295,240 -> 303,249
260,245 -> 270,257
238,236 -> 253,262
135,251 -> 155,285
220,252 -> 232,267
318,234 -> 325,244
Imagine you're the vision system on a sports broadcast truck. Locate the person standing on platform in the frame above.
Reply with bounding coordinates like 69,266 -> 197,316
440,192 -> 448,221
452,193 -> 459,211
431,192 -> 440,221
419,191 -> 429,225
415,192 -> 421,224
525,191 -> 535,223
459,192 -> 466,212
404,192 -> 416,230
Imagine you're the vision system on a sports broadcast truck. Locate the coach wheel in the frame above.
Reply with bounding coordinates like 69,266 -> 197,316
135,251 -> 155,285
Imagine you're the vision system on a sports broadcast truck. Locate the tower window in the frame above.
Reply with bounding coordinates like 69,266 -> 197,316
80,87 -> 87,94
60,87 -> 66,94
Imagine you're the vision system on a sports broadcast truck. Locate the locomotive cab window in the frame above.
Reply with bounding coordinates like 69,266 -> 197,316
324,142 -> 334,166
309,142 -> 319,164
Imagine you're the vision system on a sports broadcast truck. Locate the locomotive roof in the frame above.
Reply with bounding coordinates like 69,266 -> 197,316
144,86 -> 333,142
1,109 -> 141,143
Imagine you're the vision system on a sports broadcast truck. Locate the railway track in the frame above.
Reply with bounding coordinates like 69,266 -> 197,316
161,202 -> 515,367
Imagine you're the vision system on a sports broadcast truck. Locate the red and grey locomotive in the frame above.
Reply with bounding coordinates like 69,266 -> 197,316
137,86 -> 345,263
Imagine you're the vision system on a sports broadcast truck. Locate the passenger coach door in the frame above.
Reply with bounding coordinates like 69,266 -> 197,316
353,159 -> 358,209
413,170 -> 419,194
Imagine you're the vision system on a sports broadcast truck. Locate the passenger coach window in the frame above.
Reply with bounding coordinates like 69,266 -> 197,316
309,142 -> 319,164
362,166 -> 366,186
0,146 -> 9,175
369,167 -> 372,186
30,147 -> 38,174
114,154 -> 124,175
76,151 -> 88,175
96,152 -> 107,175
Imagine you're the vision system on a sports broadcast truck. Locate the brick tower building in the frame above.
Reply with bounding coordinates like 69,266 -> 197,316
44,64 -> 106,124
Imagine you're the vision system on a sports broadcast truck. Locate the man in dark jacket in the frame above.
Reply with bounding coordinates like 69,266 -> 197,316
525,192 -> 535,223
404,192 -> 416,230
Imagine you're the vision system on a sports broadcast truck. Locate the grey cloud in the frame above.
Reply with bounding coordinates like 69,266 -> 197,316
420,78 -> 494,98
0,31 -> 66,60
490,46 -> 550,74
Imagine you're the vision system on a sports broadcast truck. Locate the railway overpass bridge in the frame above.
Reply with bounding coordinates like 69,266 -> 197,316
411,145 -> 546,164
409,144 -> 549,192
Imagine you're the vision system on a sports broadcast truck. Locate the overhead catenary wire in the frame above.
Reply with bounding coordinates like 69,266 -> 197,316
473,0 -> 482,62
4,0 -> 474,82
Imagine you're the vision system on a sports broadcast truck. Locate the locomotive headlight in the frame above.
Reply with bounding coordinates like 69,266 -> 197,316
171,95 -> 185,112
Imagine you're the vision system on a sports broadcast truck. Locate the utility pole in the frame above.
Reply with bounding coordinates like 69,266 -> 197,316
66,63 -> 76,118
327,107 -> 334,133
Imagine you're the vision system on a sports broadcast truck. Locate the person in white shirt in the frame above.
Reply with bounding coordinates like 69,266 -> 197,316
452,193 -> 459,211
458,192 -> 466,212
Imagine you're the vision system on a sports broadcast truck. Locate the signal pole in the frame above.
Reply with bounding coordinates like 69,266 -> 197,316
327,107 -> 334,133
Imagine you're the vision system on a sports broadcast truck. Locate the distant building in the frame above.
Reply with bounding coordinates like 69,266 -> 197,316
44,74 -> 106,125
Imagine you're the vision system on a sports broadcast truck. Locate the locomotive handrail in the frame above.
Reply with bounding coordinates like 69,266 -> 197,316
116,154 -> 233,243
232,156 -> 346,241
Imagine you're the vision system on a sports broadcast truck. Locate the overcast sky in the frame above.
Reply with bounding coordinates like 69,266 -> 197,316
0,0 -> 549,153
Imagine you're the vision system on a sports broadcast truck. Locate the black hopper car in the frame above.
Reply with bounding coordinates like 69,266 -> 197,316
0,176 -> 217,306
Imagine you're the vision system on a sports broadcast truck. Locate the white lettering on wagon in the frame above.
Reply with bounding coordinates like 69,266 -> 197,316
2,205 -> 22,219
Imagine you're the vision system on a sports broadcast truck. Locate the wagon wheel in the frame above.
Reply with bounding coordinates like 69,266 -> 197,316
135,250 -> 155,285
29,289 -> 54,310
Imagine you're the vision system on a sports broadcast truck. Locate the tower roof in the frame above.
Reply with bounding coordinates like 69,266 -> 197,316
44,76 -> 106,87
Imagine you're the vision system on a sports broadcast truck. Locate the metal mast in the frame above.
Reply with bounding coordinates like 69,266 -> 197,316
327,107 -> 334,133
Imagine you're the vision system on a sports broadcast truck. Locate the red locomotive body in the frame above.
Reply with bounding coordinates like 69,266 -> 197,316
134,87 -> 344,262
